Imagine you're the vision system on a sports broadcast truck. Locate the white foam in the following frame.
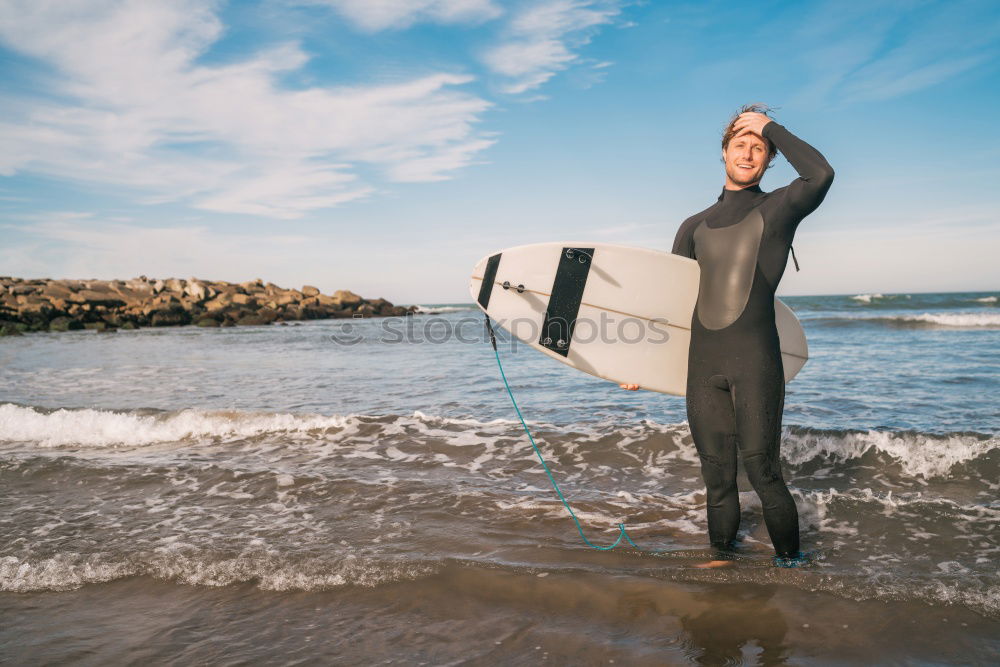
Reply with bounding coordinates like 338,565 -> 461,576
894,311 -> 1000,327
783,429 -> 997,478
971,296 -> 997,303
796,487 -> 1000,535
410,410 -> 525,428
849,293 -> 912,303
830,311 -> 1000,327
4,403 -> 992,484
0,404 -> 355,448
0,552 -> 438,592
411,305 -> 474,314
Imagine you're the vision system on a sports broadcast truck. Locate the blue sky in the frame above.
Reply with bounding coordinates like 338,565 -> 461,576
1,0 -> 998,303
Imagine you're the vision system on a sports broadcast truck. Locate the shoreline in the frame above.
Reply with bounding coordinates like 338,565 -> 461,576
0,276 -> 415,336
3,566 -> 997,664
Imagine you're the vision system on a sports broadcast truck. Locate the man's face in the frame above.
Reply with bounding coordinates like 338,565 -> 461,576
723,131 -> 770,187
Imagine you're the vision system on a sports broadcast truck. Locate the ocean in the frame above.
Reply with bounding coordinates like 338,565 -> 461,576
1,291 -> 997,664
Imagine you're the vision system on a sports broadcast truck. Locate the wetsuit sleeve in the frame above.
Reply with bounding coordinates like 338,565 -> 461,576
671,216 -> 698,259
762,122 -> 835,216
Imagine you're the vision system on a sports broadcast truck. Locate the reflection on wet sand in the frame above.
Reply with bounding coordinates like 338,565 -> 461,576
680,584 -> 789,665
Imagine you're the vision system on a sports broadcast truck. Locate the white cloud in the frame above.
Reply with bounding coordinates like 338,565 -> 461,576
0,0 -> 495,218
314,0 -> 502,31
482,0 -> 620,94
788,1 -> 999,107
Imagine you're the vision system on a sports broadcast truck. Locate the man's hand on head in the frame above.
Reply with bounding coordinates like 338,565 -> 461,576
732,112 -> 772,139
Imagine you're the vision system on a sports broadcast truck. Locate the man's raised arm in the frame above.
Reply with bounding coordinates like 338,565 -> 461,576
761,121 -> 835,216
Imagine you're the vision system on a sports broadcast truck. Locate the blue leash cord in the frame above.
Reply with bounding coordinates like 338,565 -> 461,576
485,315 -> 661,553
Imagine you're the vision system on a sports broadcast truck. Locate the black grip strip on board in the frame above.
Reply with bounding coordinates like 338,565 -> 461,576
477,253 -> 502,309
539,248 -> 594,357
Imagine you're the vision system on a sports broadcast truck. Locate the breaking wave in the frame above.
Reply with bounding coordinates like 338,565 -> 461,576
2,405 -> 995,479
809,311 -> 1000,329
0,403 -> 356,448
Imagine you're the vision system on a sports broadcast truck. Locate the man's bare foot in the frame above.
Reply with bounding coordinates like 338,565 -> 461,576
693,559 -> 734,569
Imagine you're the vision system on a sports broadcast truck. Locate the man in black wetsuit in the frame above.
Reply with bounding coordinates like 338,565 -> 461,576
622,104 -> 834,566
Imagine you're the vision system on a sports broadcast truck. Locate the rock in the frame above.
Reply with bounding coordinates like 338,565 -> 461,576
0,322 -> 23,336
72,290 -> 125,307
0,276 -> 406,334
178,296 -> 200,311
236,308 -> 277,326
41,284 -> 75,300
114,284 -> 149,300
368,298 -> 398,315
185,280 -> 207,301
17,296 -> 54,315
151,293 -> 180,306
48,317 -> 84,332
334,290 -> 363,306
151,310 -> 190,327
299,305 -> 329,319
315,294 -> 342,307
100,312 -> 127,327
276,291 -> 301,306
257,308 -> 278,323
203,294 -> 233,311
240,279 -> 263,291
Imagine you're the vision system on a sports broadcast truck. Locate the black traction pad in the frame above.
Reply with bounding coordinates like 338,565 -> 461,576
539,247 -> 594,357
477,253 -> 502,309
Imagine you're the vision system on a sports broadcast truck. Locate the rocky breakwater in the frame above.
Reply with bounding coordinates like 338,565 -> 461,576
0,276 -> 415,335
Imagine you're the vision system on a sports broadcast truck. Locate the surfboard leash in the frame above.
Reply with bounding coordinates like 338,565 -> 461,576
484,314 -> 666,553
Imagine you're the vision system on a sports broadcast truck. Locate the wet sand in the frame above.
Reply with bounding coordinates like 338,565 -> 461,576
3,564 -> 997,665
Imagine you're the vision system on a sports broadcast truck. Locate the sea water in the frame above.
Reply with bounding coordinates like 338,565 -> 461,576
1,291 -> 997,663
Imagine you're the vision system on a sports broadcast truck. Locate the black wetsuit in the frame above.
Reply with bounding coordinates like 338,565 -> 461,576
671,122 -> 834,557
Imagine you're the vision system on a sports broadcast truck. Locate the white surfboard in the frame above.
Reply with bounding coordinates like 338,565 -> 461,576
470,241 -> 808,396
